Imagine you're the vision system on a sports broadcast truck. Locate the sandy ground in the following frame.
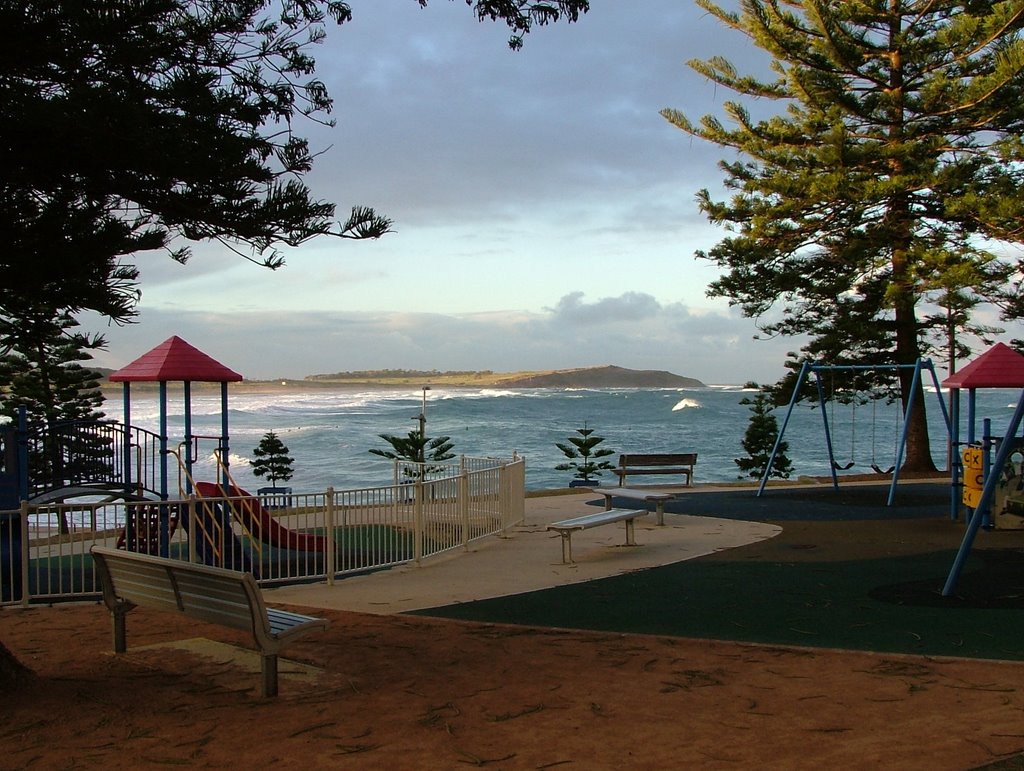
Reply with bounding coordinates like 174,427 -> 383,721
4,603 -> 1024,770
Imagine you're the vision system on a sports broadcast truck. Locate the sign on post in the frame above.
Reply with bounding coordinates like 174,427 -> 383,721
962,446 -> 985,508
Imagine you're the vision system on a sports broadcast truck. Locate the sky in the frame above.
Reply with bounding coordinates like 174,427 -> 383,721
78,0 -> 1007,386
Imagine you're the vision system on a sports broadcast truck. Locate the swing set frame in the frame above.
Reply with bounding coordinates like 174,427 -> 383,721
757,358 -> 952,505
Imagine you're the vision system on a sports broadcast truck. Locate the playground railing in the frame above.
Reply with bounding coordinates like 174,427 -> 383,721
0,456 -> 526,605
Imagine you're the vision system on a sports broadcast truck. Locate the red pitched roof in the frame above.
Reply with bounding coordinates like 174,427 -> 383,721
942,342 -> 1024,389
109,336 -> 243,383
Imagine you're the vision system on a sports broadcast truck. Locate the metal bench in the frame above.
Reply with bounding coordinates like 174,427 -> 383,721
593,487 -> 676,525
546,508 -> 647,564
90,546 -> 329,697
613,453 -> 697,487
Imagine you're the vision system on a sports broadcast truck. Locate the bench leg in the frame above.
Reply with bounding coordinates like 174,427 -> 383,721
261,653 -> 279,698
624,519 -> 636,547
112,605 -> 128,654
559,532 -> 573,564
655,501 -> 665,527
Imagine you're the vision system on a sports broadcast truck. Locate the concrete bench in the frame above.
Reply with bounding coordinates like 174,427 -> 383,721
613,453 -> 696,487
90,546 -> 329,697
546,508 -> 647,564
593,487 -> 676,526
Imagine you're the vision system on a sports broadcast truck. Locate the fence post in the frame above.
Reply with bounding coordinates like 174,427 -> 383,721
325,487 -> 336,585
459,471 -> 470,550
413,480 -> 424,564
19,500 -> 30,607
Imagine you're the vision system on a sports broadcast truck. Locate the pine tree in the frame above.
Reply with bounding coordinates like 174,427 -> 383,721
0,309 -> 110,495
369,431 -> 456,479
2,1 -> 588,325
735,392 -> 793,481
555,424 -> 616,483
251,431 -> 295,489
661,1 -> 1024,471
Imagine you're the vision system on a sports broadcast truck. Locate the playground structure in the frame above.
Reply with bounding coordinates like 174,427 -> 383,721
757,358 -> 952,505
1,336 -> 526,605
943,343 -> 1024,594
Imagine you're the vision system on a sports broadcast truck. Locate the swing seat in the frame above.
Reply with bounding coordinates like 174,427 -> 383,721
871,464 -> 895,475
832,460 -> 855,471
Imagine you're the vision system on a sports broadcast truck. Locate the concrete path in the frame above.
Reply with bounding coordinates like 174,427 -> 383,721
265,489 -> 780,614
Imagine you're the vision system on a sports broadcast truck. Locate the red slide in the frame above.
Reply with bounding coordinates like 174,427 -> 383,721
194,482 -> 327,553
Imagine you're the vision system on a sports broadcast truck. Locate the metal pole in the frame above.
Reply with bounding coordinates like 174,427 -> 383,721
221,382 -> 230,489
183,381 -> 193,494
122,383 -> 133,497
816,369 -> 840,491
757,361 -> 809,497
418,385 -> 430,484
887,360 -> 922,505
949,387 -> 961,521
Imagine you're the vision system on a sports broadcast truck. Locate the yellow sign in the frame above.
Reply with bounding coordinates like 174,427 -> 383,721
962,447 -> 984,473
962,447 -> 986,507
963,486 -> 983,508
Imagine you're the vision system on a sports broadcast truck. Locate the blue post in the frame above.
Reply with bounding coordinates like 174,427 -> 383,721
121,382 -> 137,550
982,418 -> 993,528
816,369 -> 841,491
184,381 -> 193,493
943,390 -> 1024,595
159,381 -> 168,501
220,382 -> 230,490
757,361 -> 809,497
949,387 -> 960,520
122,383 -> 133,497
886,360 -> 921,506
158,381 -> 170,557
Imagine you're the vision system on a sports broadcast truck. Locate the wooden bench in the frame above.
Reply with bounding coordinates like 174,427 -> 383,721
593,487 -> 676,526
613,453 -> 697,487
546,508 -> 647,564
90,546 -> 329,698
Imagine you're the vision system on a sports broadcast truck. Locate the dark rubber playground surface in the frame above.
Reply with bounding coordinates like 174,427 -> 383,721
414,481 -> 1024,662
623,480 -> 955,521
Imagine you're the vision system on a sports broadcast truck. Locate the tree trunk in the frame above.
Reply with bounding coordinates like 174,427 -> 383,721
894,274 -> 938,472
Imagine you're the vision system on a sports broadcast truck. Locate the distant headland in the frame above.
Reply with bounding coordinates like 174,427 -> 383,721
98,365 -> 707,393
302,365 -> 706,389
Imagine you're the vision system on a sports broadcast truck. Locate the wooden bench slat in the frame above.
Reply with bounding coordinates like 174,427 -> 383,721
614,453 -> 696,487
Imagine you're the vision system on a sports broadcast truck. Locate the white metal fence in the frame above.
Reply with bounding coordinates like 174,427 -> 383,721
0,456 -> 525,606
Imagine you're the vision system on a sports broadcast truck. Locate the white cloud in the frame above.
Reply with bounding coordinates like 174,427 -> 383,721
77,2 -> 821,386
84,291 -> 795,386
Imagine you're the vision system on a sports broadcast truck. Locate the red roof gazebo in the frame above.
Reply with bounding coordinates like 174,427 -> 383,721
109,336 -> 243,511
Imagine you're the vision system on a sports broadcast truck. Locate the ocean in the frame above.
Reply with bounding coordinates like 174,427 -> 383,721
104,385 -> 1024,493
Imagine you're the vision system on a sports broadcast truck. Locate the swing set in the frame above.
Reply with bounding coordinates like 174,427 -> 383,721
826,382 -> 901,474
757,358 -> 952,505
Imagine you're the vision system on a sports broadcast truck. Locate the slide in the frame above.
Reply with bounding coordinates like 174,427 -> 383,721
194,482 -> 327,553
178,490 -> 253,573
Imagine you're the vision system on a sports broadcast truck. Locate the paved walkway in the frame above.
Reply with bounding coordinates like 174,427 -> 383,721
266,488 -> 781,614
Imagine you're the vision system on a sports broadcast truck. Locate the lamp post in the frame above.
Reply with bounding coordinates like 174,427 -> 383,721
419,385 -> 430,441
414,385 -> 431,482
